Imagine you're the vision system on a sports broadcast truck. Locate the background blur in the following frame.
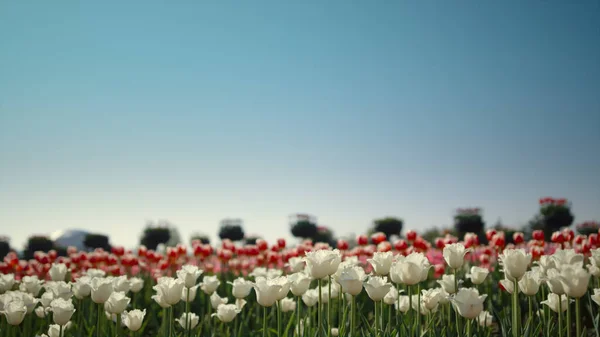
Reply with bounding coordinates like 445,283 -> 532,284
1,1 -> 599,251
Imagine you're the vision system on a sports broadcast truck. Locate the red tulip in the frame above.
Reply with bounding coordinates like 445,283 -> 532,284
256,239 -> 268,252
406,230 -> 417,242
435,238 -> 445,249
138,245 -> 148,257
479,254 -> 490,265
433,264 -> 445,278
356,235 -> 369,246
371,232 -> 386,245
377,241 -> 392,252
588,234 -> 598,246
513,232 -> 524,244
277,238 -> 286,249
111,246 -> 125,257
48,250 -> 57,262
574,235 -> 586,245
551,231 -> 565,243
485,229 -> 497,241
532,230 -> 545,241
394,239 -> 408,251
336,239 -> 349,250
563,228 -> 575,242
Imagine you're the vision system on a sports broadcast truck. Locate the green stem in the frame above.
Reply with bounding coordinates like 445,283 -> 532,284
375,300 -> 380,337
567,296 -> 571,337
408,285 -> 412,330
466,319 -> 471,337
351,296 -> 355,337
455,269 -> 460,336
186,288 -> 190,337
296,296 -> 301,337
576,297 -> 581,337
417,283 -> 421,336
388,302 -> 392,334
96,303 -> 101,337
559,295 -> 563,337
512,279 -> 519,337
319,279 -> 323,335
328,276 -> 332,337
116,314 -> 121,337
396,284 -> 401,325
278,300 -> 282,337
528,296 -> 533,324
263,306 -> 267,337
60,324 -> 63,337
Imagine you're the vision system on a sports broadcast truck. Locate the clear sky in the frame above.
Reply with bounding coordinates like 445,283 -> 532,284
1,1 -> 599,250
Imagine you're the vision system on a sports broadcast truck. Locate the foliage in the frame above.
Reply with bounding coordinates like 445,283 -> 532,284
576,221 -> 599,236
140,226 -> 171,251
244,235 -> 261,245
372,217 -> 403,239
83,233 -> 111,251
190,233 -> 211,245
454,208 -> 485,237
530,198 -> 574,240
290,220 -> 318,239
218,219 -> 245,242
0,237 -> 10,260
23,235 -> 54,260
313,226 -> 335,245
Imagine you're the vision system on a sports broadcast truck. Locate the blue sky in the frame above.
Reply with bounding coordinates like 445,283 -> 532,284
1,1 -> 599,250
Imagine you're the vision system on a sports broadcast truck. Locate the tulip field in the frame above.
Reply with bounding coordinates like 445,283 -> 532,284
2,228 -> 600,337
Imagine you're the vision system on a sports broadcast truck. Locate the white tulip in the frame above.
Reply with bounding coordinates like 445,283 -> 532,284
519,270 -> 543,296
288,272 -> 312,296
176,312 -> 199,330
551,249 -> 584,268
153,277 -> 184,306
85,269 -> 106,279
395,295 -> 410,313
591,289 -> 600,306
331,328 -> 339,336
212,303 -> 241,323
228,277 -> 254,299
210,292 -> 229,309
451,288 -> 487,319
73,276 -> 92,299
151,293 -> 170,308
129,277 -> 144,293
122,309 -> 145,331
443,243 -> 471,270
104,291 -> 130,314
35,305 -> 47,318
19,275 -> 43,296
17,291 -> 38,313
280,297 -> 296,312
177,265 -> 203,288
249,267 -> 268,279
421,288 -> 443,311
50,298 -> 76,325
558,266 -> 590,298
200,275 -> 220,295
499,278 -> 518,294
112,276 -> 131,293
3,299 -> 27,325
0,274 -> 15,293
286,257 -> 305,273
545,268 -> 565,295
41,291 -> 55,307
368,251 -> 394,276
437,274 -> 458,294
383,287 -> 399,305
364,276 -> 393,302
499,249 -> 532,281
339,266 -> 367,296
235,298 -> 247,310
302,289 -> 319,307
541,293 -> 568,313
45,281 -> 72,301
267,269 -> 283,279
253,277 -> 283,307
181,285 -> 199,303
478,310 -> 493,327
390,253 -> 430,285
467,266 -> 489,285
535,255 -> 556,276
303,250 -> 342,279
49,263 -> 68,282
91,277 -> 114,304
45,324 -> 62,337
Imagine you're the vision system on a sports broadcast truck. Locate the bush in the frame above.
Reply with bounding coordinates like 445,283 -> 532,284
140,227 -> 171,251
23,236 -> 55,260
454,208 -> 485,238
218,224 -> 245,242
0,238 -> 10,260
291,220 -> 318,239
190,233 -> 210,245
373,217 -> 403,239
84,234 -> 111,251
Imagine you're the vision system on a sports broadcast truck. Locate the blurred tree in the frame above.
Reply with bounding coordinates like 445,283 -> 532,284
421,227 -> 447,243
0,236 -> 10,260
290,214 -> 318,239
83,234 -> 111,251
140,224 -> 171,251
218,219 -> 245,242
313,226 -> 335,245
190,233 -> 210,245
454,208 -> 485,238
373,217 -> 403,239
530,198 -> 574,240
23,235 -> 54,260
244,235 -> 261,245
